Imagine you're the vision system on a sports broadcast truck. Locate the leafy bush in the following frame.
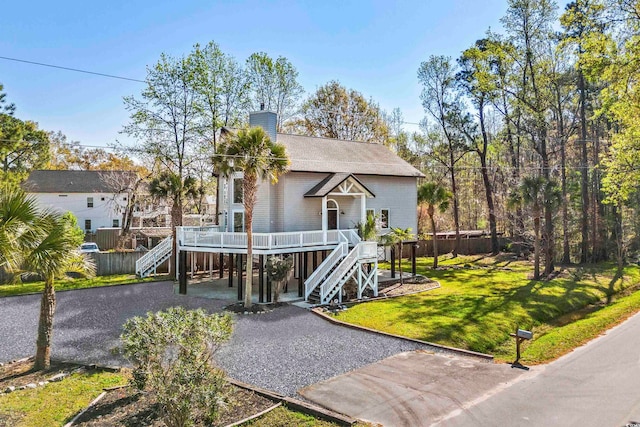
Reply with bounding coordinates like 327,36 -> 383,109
265,255 -> 293,303
121,307 -> 233,427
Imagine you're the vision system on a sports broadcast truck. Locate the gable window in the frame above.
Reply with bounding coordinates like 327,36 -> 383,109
233,211 -> 244,232
112,219 -> 119,227
233,178 -> 243,204
380,209 -> 389,229
84,220 -> 92,231
87,197 -> 94,208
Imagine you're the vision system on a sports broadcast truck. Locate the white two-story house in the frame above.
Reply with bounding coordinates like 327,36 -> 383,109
22,170 -> 136,232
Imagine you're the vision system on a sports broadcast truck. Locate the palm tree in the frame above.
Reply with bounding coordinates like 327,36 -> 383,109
149,171 -> 199,279
418,182 -> 451,268
388,227 -> 415,285
23,213 -> 93,370
1,184 -> 92,370
215,127 -> 289,308
357,212 -> 378,241
0,184 -> 44,283
509,176 -> 561,280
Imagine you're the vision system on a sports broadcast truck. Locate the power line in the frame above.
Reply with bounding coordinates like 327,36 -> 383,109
0,56 -> 145,83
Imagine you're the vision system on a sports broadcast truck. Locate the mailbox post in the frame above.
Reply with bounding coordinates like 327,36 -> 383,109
510,327 -> 533,368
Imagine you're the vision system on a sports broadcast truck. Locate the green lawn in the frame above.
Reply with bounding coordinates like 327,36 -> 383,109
0,370 -> 126,427
0,274 -> 168,298
243,405 -> 370,426
334,255 -> 640,363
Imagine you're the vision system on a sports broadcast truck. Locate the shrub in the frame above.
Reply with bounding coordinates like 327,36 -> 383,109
120,307 -> 233,427
265,255 -> 294,303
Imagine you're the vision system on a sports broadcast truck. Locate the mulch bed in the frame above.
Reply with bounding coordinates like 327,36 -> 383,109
224,301 -> 288,314
0,357 -> 81,390
351,275 -> 439,301
74,384 -> 276,426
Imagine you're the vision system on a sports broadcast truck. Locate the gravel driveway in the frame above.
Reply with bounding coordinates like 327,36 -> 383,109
0,281 -> 433,396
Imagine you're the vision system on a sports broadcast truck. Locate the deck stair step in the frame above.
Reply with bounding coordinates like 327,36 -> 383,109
135,236 -> 173,278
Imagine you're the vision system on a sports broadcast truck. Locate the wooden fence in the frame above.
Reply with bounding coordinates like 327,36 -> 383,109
90,251 -> 223,276
399,237 -> 510,258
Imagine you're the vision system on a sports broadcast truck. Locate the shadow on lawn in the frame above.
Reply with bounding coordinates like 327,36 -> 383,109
389,266 -> 623,354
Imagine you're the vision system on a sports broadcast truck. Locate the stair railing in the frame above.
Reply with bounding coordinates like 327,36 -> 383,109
135,236 -> 173,277
304,241 -> 348,299
319,243 -> 362,304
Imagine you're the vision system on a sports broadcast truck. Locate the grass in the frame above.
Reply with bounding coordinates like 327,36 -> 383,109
243,405 -> 370,426
334,254 -> 640,364
0,370 -> 126,427
501,286 -> 640,364
0,274 -> 168,298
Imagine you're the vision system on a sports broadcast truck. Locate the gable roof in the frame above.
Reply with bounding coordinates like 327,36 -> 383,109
304,173 -> 375,198
22,170 -> 136,193
276,133 -> 424,178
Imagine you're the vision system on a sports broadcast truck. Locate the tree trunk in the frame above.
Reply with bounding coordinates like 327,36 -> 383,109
578,71 -> 590,263
430,211 -> 438,269
35,276 -> 55,370
560,136 -> 570,264
591,127 -> 607,262
477,105 -> 499,255
169,198 -> 183,280
450,163 -> 461,258
533,209 -> 541,281
243,173 -> 258,309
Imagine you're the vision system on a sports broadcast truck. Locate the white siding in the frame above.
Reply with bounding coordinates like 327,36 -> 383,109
31,192 -> 124,232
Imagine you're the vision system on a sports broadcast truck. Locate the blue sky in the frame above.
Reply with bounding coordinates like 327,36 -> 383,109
0,0 -> 560,148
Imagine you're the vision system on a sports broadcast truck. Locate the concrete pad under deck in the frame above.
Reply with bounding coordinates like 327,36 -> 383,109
177,272 -> 304,303
299,350 -> 525,426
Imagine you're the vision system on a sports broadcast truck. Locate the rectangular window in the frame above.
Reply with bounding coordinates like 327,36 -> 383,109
366,208 -> 375,219
233,211 -> 244,232
58,194 -> 68,197
87,197 -> 94,208
112,219 -> 119,227
84,219 -> 92,231
380,209 -> 389,229
233,178 -> 243,204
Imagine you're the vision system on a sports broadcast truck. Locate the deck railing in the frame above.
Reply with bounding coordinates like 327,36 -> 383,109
177,227 -> 355,251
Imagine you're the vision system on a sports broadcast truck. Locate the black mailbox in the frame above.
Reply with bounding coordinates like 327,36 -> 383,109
516,329 -> 533,340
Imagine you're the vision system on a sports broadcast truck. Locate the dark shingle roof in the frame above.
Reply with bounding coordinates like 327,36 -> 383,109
22,170 -> 135,193
276,133 -> 424,177
304,173 -> 375,198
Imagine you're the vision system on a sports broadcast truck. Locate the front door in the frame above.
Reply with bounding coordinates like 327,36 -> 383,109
328,210 -> 338,230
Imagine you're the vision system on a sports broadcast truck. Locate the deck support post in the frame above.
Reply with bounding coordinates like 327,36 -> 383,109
228,253 -> 233,288
266,266 -> 272,303
237,254 -> 243,300
178,251 -> 187,295
390,246 -> 396,278
303,252 -> 308,280
219,253 -> 224,278
259,255 -> 264,303
297,253 -> 303,297
411,243 -> 417,276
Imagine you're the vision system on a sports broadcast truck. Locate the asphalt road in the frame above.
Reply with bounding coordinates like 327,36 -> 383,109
437,310 -> 640,427
0,281 -> 433,396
